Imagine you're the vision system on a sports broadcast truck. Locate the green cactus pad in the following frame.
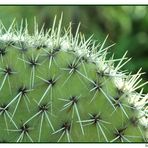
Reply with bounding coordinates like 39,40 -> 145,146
0,16 -> 147,142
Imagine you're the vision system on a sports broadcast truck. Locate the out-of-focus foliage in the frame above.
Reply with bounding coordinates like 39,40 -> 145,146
0,5 -> 147,92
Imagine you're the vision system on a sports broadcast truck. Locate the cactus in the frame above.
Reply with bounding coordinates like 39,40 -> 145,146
0,15 -> 147,143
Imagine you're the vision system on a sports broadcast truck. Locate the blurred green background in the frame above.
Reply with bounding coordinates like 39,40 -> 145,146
0,5 -> 147,92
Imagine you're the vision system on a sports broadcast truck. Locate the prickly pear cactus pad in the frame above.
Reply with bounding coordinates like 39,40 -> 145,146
0,15 -> 147,143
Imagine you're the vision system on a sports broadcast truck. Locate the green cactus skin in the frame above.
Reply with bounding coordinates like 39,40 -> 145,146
0,16 -> 147,143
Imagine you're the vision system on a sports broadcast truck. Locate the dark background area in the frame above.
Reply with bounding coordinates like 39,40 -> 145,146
0,5 -> 147,92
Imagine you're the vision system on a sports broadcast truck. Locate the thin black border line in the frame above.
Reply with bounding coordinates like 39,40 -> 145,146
0,4 -> 148,6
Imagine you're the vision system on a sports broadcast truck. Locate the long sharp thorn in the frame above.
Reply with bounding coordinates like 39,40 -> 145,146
38,85 -> 51,104
74,103 -> 84,135
0,74 -> 8,91
57,131 -> 65,142
11,95 -> 21,120
97,123 -> 108,142
5,92 -> 21,109
45,112 -> 55,132
38,113 -> 44,142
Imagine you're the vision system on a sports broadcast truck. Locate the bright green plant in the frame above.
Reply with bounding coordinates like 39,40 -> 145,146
0,15 -> 147,142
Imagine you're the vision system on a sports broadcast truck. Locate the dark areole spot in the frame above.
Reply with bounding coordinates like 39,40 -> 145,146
3,66 -> 13,76
130,117 -> 139,126
114,127 -> 127,141
18,86 -> 28,96
61,122 -> 71,132
91,80 -> 102,92
90,113 -> 102,125
0,104 -> 9,115
29,58 -> 39,67
0,48 -> 6,56
39,103 -> 49,113
47,78 -> 56,86
67,63 -> 78,72
70,96 -> 78,105
20,124 -> 30,134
